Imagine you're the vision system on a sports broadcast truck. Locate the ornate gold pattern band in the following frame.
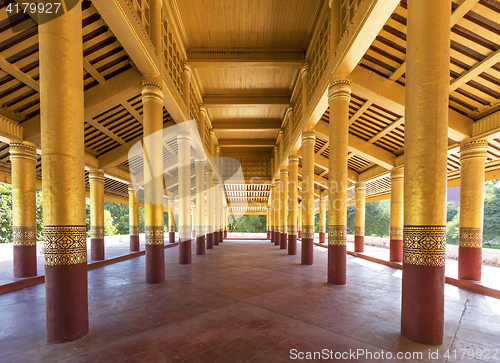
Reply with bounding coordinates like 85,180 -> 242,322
328,225 -> 347,246
390,227 -> 403,240
129,225 -> 139,236
403,225 -> 446,266
302,225 -> 314,239
288,225 -> 297,235
145,226 -> 164,245
90,226 -> 104,239
44,226 -> 87,266
196,226 -> 205,236
169,225 -> 176,233
179,225 -> 192,240
354,226 -> 364,236
319,226 -> 325,233
12,226 -> 36,246
459,227 -> 483,248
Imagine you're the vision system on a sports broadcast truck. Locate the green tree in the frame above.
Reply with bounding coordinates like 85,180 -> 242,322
104,201 -> 129,235
228,214 -> 266,232
35,190 -> 43,241
347,200 -> 390,238
447,201 -> 459,222
85,199 -> 118,237
446,211 -> 460,245
0,183 -> 13,243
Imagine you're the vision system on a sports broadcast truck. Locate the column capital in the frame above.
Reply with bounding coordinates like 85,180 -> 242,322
328,80 -> 351,102
300,62 -> 310,77
301,129 -> 315,143
460,140 -> 488,161
195,156 -> 206,163
199,103 -> 207,114
9,141 -> 37,161
142,81 -> 163,101
355,181 -> 366,191
177,130 -> 191,141
391,166 -> 404,180
287,106 -> 293,114
289,154 -> 299,163
280,167 -> 288,175
183,61 -> 193,74
88,168 -> 105,181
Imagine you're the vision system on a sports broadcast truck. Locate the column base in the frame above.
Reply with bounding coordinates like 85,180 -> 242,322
146,244 -> 165,284
274,232 -> 280,246
179,239 -> 192,264
271,231 -> 274,243
224,230 -> 227,239
298,231 -> 302,239
13,245 -> 37,278
219,231 -> 224,243
354,235 -> 364,252
214,232 -> 220,246
130,235 -> 139,252
169,232 -> 175,244
328,244 -> 346,285
401,263 -> 444,345
280,233 -> 287,249
45,262 -> 88,343
91,238 -> 104,261
207,233 -> 214,249
267,230 -> 270,239
319,232 -> 325,243
301,238 -> 313,265
390,239 -> 402,262
288,234 -> 297,255
458,246 -> 482,281
196,236 -> 206,255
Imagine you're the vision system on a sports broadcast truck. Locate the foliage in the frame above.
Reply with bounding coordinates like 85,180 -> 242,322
104,201 -> 129,235
347,200 -> 390,238
85,199 -> 118,237
0,183 -> 12,243
228,214 -> 266,233
446,212 -> 460,245
447,201 -> 459,222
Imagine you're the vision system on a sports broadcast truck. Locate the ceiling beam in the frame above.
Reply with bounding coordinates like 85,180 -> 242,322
450,48 -> 500,93
350,66 -> 473,142
187,50 -> 305,69
332,0 -> 401,77
23,67 -> 142,145
219,139 -> 276,147
298,150 -> 359,183
389,0 -> 480,81
349,100 -> 372,126
368,116 -> 404,144
204,95 -> 290,108
0,55 -> 39,93
315,119 -> 396,170
212,119 -> 282,131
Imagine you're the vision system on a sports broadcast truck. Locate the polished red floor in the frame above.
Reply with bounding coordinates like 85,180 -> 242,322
0,240 -> 499,362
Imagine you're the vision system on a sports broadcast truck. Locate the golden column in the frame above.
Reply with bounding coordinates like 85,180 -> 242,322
195,157 -> 206,255
301,63 -> 310,112
129,184 -> 140,251
224,205 -> 228,239
219,183 -> 225,243
301,129 -> 315,264
319,189 -> 327,243
327,80 -> 351,285
274,175 -> 281,246
280,165 -> 289,250
183,62 -> 192,111
267,207 -> 271,239
178,131 -> 192,263
142,81 -> 165,283
205,169 -> 214,249
10,142 -> 37,278
213,178 -> 220,246
270,183 -> 275,244
354,182 -> 366,252
390,167 -> 404,261
39,0 -> 87,342
401,0 -> 450,345
288,155 -> 299,255
458,140 -> 488,281
168,196 -> 176,244
89,169 -> 105,260
298,200 -> 302,239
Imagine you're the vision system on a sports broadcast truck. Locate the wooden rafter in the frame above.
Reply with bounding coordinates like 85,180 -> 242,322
368,116 -> 404,144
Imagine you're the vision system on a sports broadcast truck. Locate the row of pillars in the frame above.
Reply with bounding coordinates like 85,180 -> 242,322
8,1 -> 232,344
264,0 -> 488,346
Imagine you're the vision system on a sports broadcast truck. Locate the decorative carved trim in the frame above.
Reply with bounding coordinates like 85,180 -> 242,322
459,227 -> 483,248
88,169 -> 105,181
302,225 -> 314,239
12,226 -> 36,246
44,226 -> 87,266
301,129 -> 316,142
288,225 -> 298,235
390,227 -> 403,240
204,95 -> 289,105
460,140 -> 488,161
403,226 -> 446,267
319,226 -> 326,233
328,80 -> 352,102
187,50 -> 305,62
9,142 -> 37,161
168,225 -> 176,233
0,117 -> 23,142
328,225 -> 347,245
196,226 -> 205,236
354,226 -> 364,236
145,226 -> 164,245
90,226 -> 104,239
129,225 -> 139,236
179,225 -> 192,240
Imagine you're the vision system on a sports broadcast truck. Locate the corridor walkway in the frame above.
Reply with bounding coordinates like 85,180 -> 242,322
1,240 -> 499,362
